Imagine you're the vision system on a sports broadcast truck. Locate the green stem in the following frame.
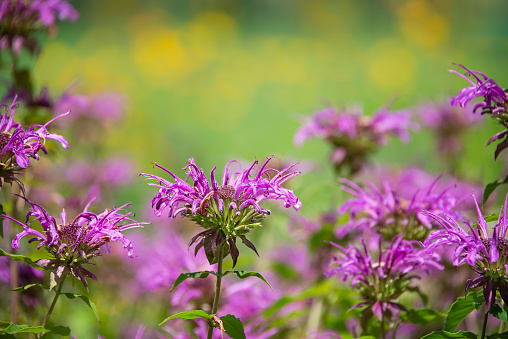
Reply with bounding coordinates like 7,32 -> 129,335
8,188 -> 21,324
207,244 -> 225,339
500,301 -> 507,333
481,310 -> 489,339
381,310 -> 386,339
42,274 -> 67,329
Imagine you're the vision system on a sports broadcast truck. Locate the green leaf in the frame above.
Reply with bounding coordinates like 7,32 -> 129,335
0,321 -> 11,330
44,325 -> 71,337
4,324 -> 46,334
171,271 -> 215,291
483,174 -> 508,207
49,271 -> 57,291
158,310 -> 213,327
11,283 -> 50,292
0,248 -> 47,270
422,331 -> 477,338
0,323 -> 72,338
220,314 -> 246,339
62,293 -> 100,322
222,271 -> 272,290
401,308 -> 444,325
489,304 -> 508,323
444,291 -> 482,332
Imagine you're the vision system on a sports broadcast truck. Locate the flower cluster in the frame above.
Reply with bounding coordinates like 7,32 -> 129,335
141,157 -> 301,266
338,174 -> 461,242
294,105 -> 418,175
424,194 -> 508,310
6,196 -> 145,290
326,236 -> 442,322
0,0 -> 78,55
0,96 -> 70,186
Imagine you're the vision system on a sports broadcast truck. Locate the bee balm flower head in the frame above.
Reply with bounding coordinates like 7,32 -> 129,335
140,157 -> 301,267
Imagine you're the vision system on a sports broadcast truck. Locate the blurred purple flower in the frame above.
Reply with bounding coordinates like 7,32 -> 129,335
141,157 -> 301,266
64,157 -> 135,188
327,236 -> 442,322
54,91 -> 126,123
367,167 -> 482,217
0,0 -> 78,55
338,172 -> 462,242
5,196 -> 146,290
416,99 -> 483,155
0,256 -> 45,309
127,221 -> 213,307
294,105 -> 418,175
0,96 -> 70,187
53,92 -> 89,118
307,330 -> 342,339
424,194 -> 508,310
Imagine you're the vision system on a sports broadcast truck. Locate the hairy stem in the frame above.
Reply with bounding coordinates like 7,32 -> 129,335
207,244 -> 225,339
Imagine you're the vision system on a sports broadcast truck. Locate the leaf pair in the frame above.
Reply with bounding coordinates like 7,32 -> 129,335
0,321 -> 70,337
158,311 -> 246,339
170,270 -> 271,292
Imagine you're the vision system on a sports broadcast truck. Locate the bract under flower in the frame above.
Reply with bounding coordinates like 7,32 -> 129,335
140,157 -> 301,266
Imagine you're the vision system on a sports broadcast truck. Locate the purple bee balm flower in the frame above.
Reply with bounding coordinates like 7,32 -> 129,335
450,64 -> 507,115
424,193 -> 508,310
450,64 -> 508,159
326,236 -> 442,322
140,157 -> 301,267
294,105 -> 418,175
5,196 -> 146,290
0,0 -> 78,55
338,173 -> 462,242
0,96 -> 70,187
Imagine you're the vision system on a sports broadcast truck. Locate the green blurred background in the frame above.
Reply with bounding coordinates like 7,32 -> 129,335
16,0 -> 508,336
31,0 -> 508,214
